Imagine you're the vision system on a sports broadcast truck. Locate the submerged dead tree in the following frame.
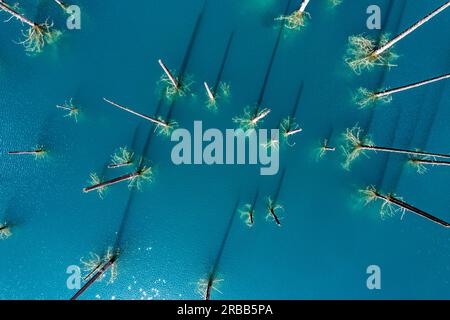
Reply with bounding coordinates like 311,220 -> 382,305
235,4 -> 286,131
361,186 -> 450,228
103,98 -> 177,136
239,203 -> 255,227
346,1 -> 450,74
53,0 -> 69,11
233,106 -> 271,131
355,72 -> 450,108
266,197 -> 284,226
197,200 -> 239,300
56,98 -> 79,122
409,158 -> 450,174
158,59 -> 194,100
276,0 -> 311,30
204,33 -> 233,111
108,147 -> 135,169
329,0 -> 342,7
203,81 -> 231,110
280,117 -> 303,146
197,277 -> 224,301
342,126 -> 450,169
317,138 -> 336,160
0,1 -> 61,53
8,147 -> 46,159
83,166 -> 153,194
71,248 -> 119,300
266,169 -> 286,227
239,191 -> 259,227
0,223 -> 12,240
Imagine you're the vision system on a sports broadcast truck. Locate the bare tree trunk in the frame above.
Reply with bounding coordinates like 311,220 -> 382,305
83,172 -> 140,193
251,109 -> 271,125
205,278 -> 213,300
54,0 -> 68,11
375,73 -> 450,98
375,192 -> 450,228
0,2 -> 36,28
8,150 -> 44,155
158,59 -> 179,89
270,208 -> 281,226
107,162 -> 133,169
71,256 -> 117,300
204,82 -> 215,102
299,0 -> 311,13
286,128 -> 303,136
83,263 -> 102,281
411,159 -> 450,167
373,1 -> 450,56
361,145 -> 450,160
103,98 -> 169,127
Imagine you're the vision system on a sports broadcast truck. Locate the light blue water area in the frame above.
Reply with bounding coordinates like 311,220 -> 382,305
0,0 -> 449,300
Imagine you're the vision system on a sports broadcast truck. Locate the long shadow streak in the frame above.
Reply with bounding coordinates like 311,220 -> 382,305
209,198 -> 241,278
290,82 -> 304,118
375,110 -> 401,189
167,4 -> 206,121
213,32 -> 235,92
364,0 -> 407,130
272,168 -> 286,204
255,0 -> 292,112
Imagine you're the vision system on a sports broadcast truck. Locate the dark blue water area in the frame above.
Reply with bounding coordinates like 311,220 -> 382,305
0,0 -> 449,299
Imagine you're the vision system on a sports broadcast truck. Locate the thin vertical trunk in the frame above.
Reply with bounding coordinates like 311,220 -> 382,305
204,82 -> 215,102
158,59 -> 179,89
270,208 -> 281,226
205,278 -> 213,300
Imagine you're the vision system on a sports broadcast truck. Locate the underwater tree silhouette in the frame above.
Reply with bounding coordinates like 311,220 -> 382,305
204,32 -> 234,110
342,126 -> 450,170
0,1 -> 61,53
234,0 -> 290,130
276,0 -> 311,31
266,169 -> 286,227
72,127 -> 149,300
346,1 -> 450,73
165,4 -> 205,122
361,186 -> 450,228
239,190 -> 259,227
355,73 -> 450,108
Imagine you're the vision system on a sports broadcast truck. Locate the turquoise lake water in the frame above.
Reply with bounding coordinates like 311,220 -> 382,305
0,0 -> 449,300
